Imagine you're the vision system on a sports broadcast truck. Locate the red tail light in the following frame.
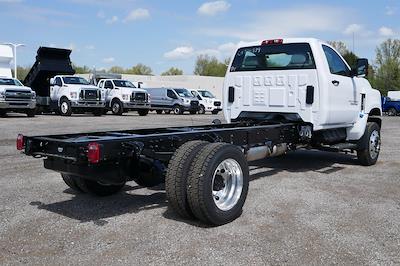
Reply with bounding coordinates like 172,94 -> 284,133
261,39 -> 283,45
16,134 -> 24,150
87,142 -> 101,164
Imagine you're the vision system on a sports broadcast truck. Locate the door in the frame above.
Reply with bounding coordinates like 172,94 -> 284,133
50,77 -> 62,101
166,89 -> 178,106
322,45 -> 359,124
104,80 -> 114,102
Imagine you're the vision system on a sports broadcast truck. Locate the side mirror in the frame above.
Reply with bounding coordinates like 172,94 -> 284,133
49,78 -> 55,85
352,58 -> 368,77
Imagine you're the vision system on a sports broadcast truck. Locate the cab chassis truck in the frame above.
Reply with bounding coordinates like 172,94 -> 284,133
17,39 -> 382,225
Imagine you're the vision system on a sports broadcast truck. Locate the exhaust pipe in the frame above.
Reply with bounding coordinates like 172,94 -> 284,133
246,143 -> 287,162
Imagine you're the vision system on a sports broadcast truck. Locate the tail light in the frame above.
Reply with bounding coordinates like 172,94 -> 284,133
87,142 -> 101,164
261,39 -> 283,45
16,134 -> 25,150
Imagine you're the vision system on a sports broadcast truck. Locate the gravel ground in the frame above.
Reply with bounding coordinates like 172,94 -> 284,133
0,113 -> 399,265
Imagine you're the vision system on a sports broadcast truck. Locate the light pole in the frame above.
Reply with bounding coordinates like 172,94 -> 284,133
2,43 -> 25,79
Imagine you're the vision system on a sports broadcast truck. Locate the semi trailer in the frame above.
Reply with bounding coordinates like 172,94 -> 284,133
17,38 -> 382,225
24,47 -> 105,116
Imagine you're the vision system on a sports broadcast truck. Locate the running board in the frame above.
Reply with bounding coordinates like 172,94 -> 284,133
318,143 -> 358,152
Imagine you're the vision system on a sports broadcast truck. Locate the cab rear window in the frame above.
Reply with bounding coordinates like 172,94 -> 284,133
230,43 -> 316,72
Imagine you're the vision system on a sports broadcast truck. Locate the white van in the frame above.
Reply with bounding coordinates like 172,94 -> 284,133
191,89 -> 222,114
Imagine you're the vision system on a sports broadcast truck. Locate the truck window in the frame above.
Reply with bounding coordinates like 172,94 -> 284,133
63,77 -> 90,85
230,43 -> 316,72
322,45 -> 350,76
55,77 -> 62,86
98,80 -> 104,88
104,80 -> 113,89
167,89 -> 177,99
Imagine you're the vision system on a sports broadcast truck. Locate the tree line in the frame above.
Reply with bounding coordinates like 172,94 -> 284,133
13,38 -> 400,95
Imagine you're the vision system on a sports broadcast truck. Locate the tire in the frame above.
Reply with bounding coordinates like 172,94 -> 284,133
211,110 -> 219,115
387,108 -> 397,116
165,141 -> 209,219
156,110 -> 163,114
357,122 -> 381,166
189,110 -> 197,115
187,143 -> 249,225
92,109 -> 103,116
173,105 -> 183,115
59,98 -> 72,116
61,174 -> 84,193
138,109 -> 149,116
111,99 -> 123,115
26,109 -> 36,117
75,178 -> 125,197
198,105 -> 206,114
132,157 -> 165,187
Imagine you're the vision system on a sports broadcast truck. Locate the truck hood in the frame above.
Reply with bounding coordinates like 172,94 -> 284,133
65,84 -> 99,90
0,85 -> 32,92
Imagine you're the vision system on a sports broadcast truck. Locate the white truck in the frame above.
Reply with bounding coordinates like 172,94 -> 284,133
97,79 -> 150,116
0,45 -> 36,117
24,47 -> 105,116
19,38 -> 382,226
191,89 -> 222,114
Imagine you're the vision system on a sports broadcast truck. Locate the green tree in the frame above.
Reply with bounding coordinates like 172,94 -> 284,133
72,63 -> 91,74
342,51 -> 358,68
125,63 -> 153,75
373,39 -> 400,94
193,55 -> 228,77
161,67 -> 183,76
108,66 -> 125,74
328,41 -> 358,67
13,66 -> 31,81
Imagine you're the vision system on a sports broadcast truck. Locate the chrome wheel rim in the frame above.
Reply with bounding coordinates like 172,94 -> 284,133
369,130 -> 380,159
212,158 -> 243,211
174,107 -> 180,114
61,102 -> 69,114
112,103 -> 120,113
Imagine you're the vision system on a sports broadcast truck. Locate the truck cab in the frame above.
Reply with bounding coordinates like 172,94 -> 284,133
0,77 -> 36,117
97,79 -> 150,116
49,75 -> 105,116
191,89 -> 222,114
224,38 -> 382,142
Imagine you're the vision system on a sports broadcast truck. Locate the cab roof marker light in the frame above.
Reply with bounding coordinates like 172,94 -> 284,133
261,39 -> 283,45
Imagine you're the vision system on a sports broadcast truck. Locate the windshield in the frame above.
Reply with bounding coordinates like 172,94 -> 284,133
174,88 -> 193,97
113,80 -> 136,88
63,77 -> 90,85
198,90 -> 215,98
230,43 -> 316,72
0,78 -> 23,86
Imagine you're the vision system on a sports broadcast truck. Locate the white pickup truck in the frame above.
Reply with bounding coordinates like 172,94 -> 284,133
19,38 -> 383,226
0,77 -> 36,117
97,79 -> 151,116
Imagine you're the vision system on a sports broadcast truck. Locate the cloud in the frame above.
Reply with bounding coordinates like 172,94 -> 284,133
106,15 -> 118,24
97,10 -> 105,18
164,46 -> 194,60
200,6 -> 349,40
124,8 -> 150,22
343,24 -> 363,35
198,1 -> 231,16
102,57 -> 115,63
385,6 -> 396,16
379,26 -> 395,37
85,45 -> 95,50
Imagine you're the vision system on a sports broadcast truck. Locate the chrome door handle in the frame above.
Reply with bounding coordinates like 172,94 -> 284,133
332,80 -> 340,86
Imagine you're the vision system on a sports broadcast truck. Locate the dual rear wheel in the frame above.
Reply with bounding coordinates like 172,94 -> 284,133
166,141 -> 249,225
61,174 -> 125,196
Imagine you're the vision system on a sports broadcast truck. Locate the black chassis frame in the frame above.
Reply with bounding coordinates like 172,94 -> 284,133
23,121 -> 302,184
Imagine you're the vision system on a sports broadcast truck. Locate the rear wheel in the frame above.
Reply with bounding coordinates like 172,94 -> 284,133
387,108 -> 397,116
156,110 -> 163,114
187,143 -> 249,225
59,98 -> 72,116
357,122 -> 381,166
138,109 -> 149,116
165,141 -> 209,219
111,99 -> 123,115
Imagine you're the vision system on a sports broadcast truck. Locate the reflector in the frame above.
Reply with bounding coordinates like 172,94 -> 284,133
16,134 -> 24,151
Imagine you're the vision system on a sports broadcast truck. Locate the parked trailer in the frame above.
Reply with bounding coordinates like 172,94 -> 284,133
18,38 -> 382,225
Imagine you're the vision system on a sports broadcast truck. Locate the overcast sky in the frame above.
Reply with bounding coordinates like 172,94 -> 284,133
0,0 -> 399,74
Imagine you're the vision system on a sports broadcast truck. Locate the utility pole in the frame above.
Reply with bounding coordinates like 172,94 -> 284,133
2,43 -> 25,79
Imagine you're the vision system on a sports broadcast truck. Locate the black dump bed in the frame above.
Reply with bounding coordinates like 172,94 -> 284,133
24,47 -> 75,97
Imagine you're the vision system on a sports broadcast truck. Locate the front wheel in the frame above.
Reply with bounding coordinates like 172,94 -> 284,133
198,105 -> 206,114
187,143 -> 249,225
111,100 -> 123,115
357,122 -> 381,166
59,98 -> 72,116
26,109 -> 36,117
173,105 -> 183,115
